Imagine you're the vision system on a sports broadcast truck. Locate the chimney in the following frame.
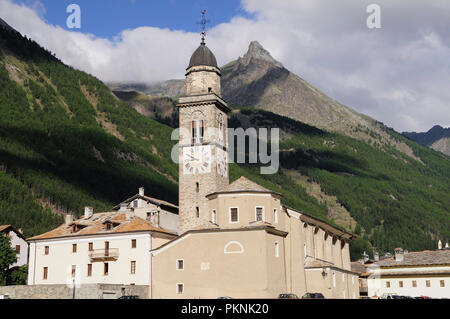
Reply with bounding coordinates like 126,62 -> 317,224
438,240 -> 442,250
394,248 -> 404,262
65,214 -> 74,226
139,187 -> 145,196
374,251 -> 379,262
362,251 -> 369,263
84,206 -> 94,219
18,228 -> 23,234
446,242 -> 449,249
126,210 -> 135,221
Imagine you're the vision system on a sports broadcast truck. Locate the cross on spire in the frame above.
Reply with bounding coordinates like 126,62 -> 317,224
198,9 -> 210,44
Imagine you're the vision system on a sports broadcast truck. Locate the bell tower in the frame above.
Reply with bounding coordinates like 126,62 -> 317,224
177,15 -> 230,234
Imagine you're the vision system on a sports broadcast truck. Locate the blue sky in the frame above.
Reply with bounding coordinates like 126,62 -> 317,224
14,0 -> 251,38
3,0 -> 450,131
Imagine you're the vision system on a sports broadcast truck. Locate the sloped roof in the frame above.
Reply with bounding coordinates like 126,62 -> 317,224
207,176 -> 280,196
27,211 -> 176,241
351,262 -> 367,274
304,256 -> 334,269
113,194 -> 178,212
372,249 -> 450,267
0,225 -> 11,232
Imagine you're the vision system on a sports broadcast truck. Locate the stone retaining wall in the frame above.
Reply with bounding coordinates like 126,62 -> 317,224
0,284 -> 149,299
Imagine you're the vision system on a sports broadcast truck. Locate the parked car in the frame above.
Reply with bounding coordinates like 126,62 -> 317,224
302,293 -> 325,299
118,295 -> 139,299
278,293 -> 299,299
380,293 -> 398,299
217,296 -> 233,299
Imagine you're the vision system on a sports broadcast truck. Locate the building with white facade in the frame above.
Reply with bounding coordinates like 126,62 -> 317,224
26,188 -> 177,290
367,247 -> 450,299
0,225 -> 28,269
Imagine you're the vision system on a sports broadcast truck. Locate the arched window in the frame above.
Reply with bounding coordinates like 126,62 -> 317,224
191,120 -> 204,144
224,241 -> 244,254
273,209 -> 278,224
211,210 -> 217,224
274,242 -> 279,258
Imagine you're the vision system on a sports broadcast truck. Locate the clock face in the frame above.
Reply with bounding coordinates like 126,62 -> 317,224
216,147 -> 228,177
183,145 -> 211,175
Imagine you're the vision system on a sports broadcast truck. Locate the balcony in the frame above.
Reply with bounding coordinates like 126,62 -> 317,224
89,248 -> 119,261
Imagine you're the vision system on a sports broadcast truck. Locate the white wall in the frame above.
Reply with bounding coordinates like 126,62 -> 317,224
367,266 -> 450,298
28,233 -> 152,286
6,230 -> 28,268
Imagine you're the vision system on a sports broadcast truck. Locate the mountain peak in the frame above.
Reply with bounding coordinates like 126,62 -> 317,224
241,41 -> 283,68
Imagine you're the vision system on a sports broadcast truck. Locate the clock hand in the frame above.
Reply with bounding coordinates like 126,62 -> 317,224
187,154 -> 200,161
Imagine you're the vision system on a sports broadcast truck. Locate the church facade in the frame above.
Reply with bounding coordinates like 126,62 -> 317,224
150,39 -> 359,299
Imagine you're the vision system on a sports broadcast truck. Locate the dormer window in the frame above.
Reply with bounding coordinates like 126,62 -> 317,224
71,223 -> 86,233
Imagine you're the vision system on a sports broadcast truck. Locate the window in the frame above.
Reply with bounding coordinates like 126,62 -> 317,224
386,281 -> 390,288
43,267 -> 48,280
177,259 -> 184,270
105,242 -> 110,257
131,239 -> 137,248
255,207 -> 264,222
72,244 -> 77,253
88,242 -> 93,251
104,263 -> 109,276
177,283 -> 184,294
304,243 -> 307,258
44,246 -> 49,255
342,274 -> 345,283
211,210 -> 216,224
131,261 -> 136,274
191,120 -> 204,144
399,281 -> 403,288
426,280 -> 430,287
87,264 -> 92,277
412,280 -> 417,287
71,265 -> 76,278
15,245 -> 20,254
274,242 -> 279,258
332,272 -> 336,287
273,209 -> 278,224
105,223 -> 112,231
230,208 -> 239,223
196,207 -> 200,218
133,200 -> 138,208
196,182 -> 199,193
440,280 -> 445,287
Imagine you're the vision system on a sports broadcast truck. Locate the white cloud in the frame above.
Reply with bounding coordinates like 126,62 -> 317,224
1,0 -> 449,132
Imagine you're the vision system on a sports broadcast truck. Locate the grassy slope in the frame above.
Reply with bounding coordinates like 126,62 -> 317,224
0,28 -> 178,237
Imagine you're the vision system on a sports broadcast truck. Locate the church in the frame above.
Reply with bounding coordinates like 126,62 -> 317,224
23,36 -> 359,299
151,35 -> 359,299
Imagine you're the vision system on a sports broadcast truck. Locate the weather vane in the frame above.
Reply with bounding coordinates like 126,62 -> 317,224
198,9 -> 210,44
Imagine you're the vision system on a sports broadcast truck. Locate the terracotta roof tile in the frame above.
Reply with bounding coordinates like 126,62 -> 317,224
0,225 -> 11,232
28,211 -> 175,241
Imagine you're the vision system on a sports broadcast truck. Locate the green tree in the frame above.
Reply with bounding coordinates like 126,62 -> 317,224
8,265 -> 28,285
0,233 -> 17,285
